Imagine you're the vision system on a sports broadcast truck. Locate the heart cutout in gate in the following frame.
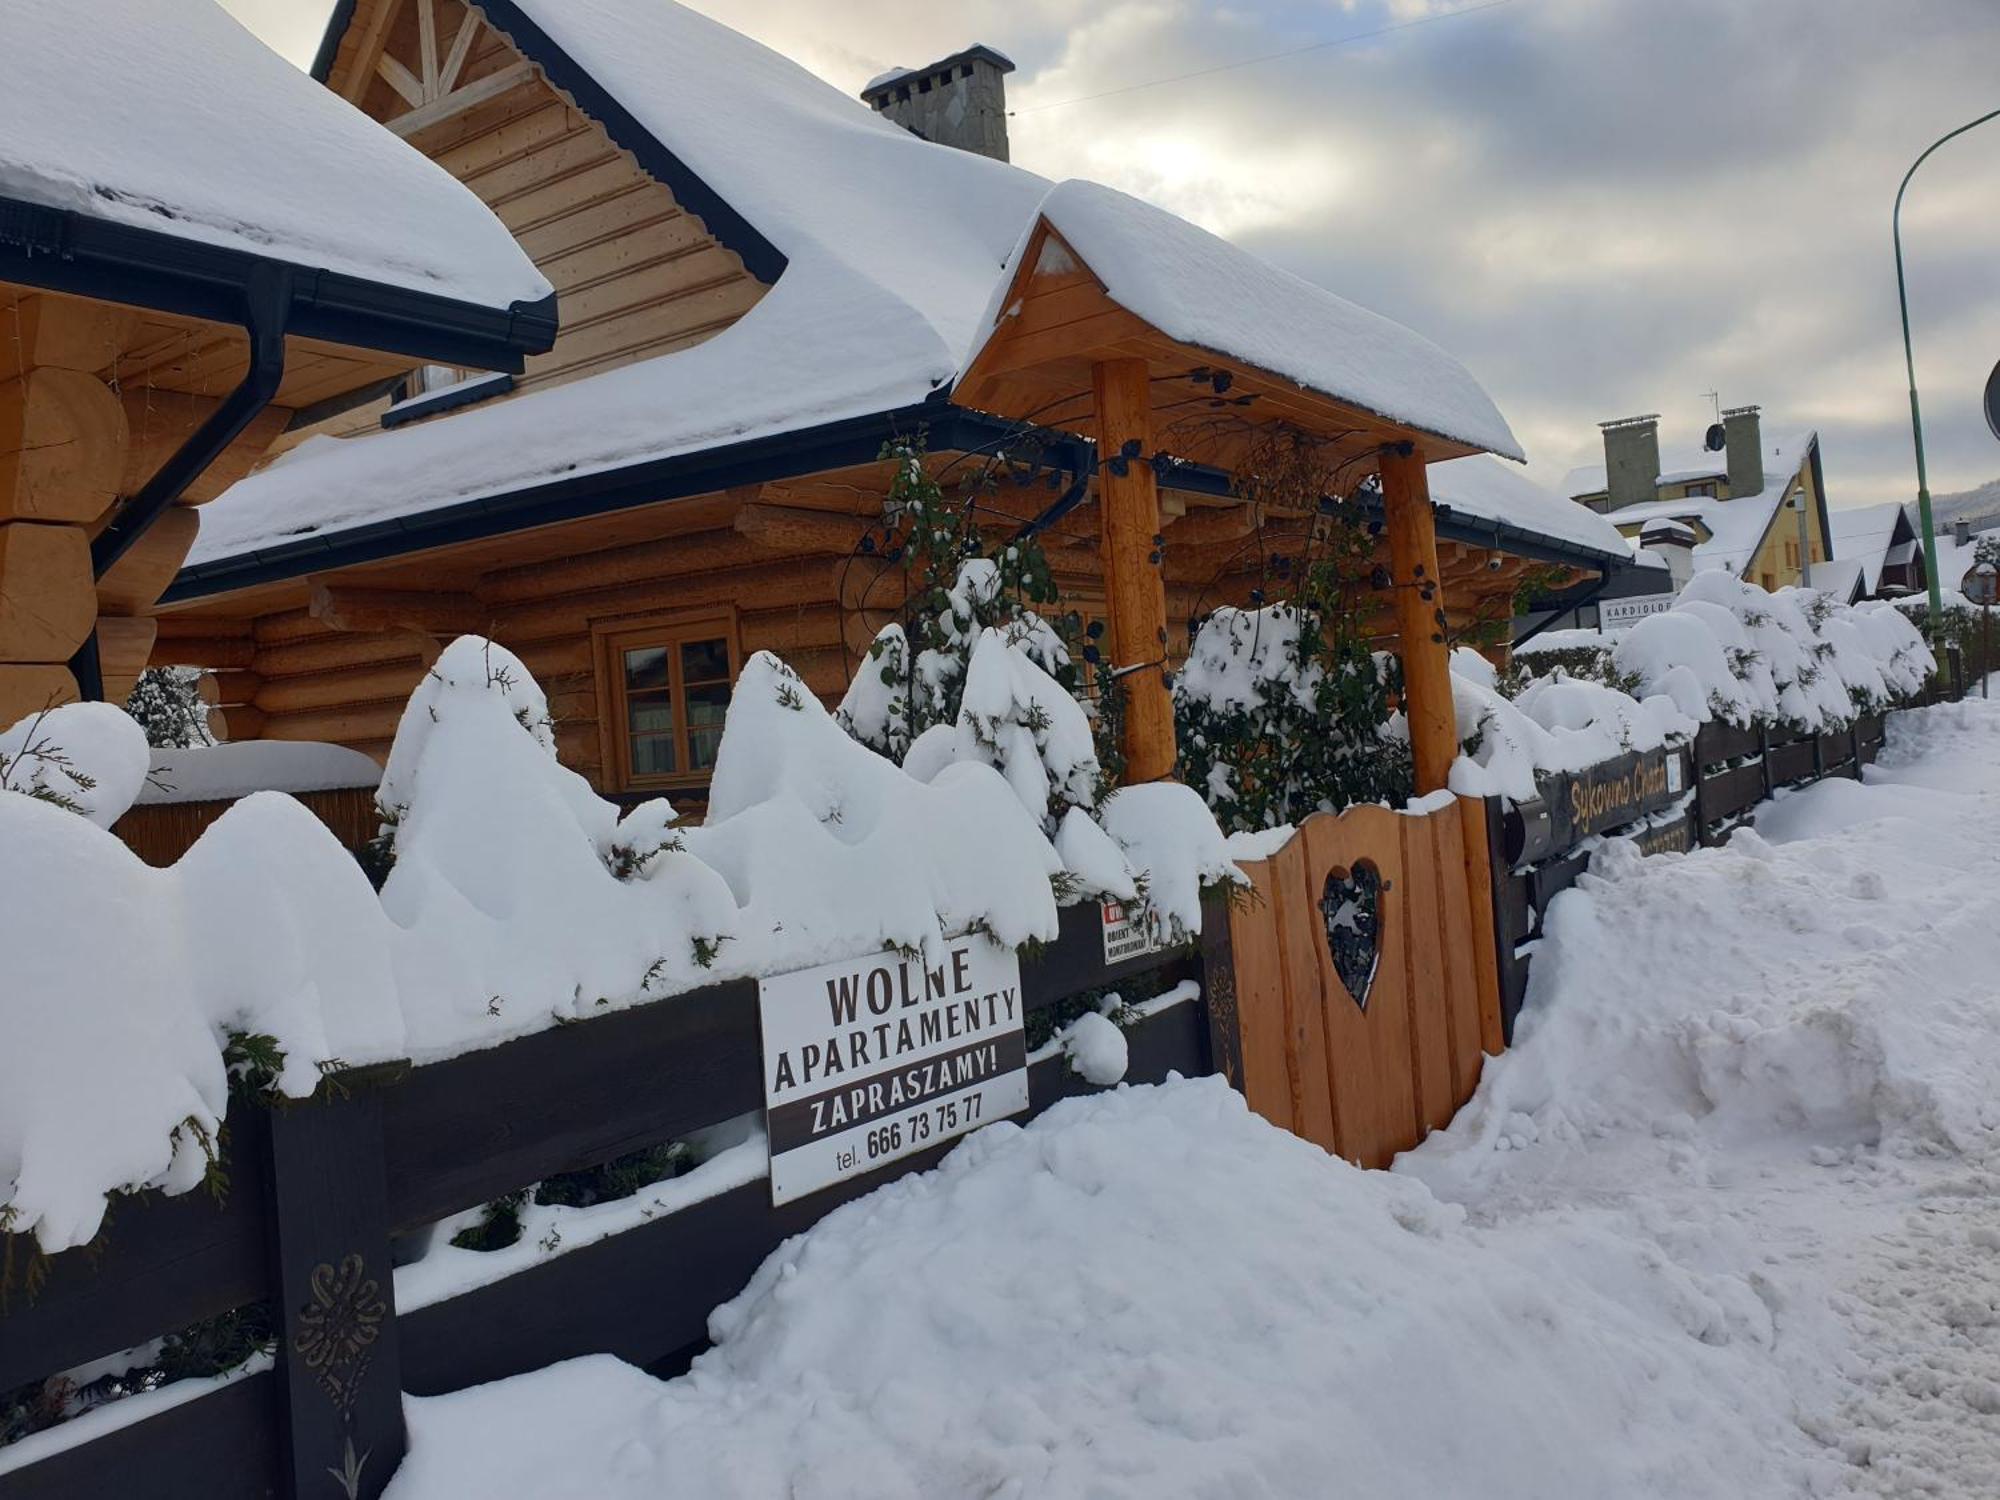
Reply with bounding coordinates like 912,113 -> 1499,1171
1320,861 -> 1383,1012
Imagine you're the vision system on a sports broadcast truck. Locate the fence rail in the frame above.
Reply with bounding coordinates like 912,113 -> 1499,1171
1,898 -> 1228,1500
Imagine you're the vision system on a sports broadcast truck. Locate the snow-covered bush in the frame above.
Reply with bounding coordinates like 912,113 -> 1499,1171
0,701 -> 151,828
1174,602 -> 1409,832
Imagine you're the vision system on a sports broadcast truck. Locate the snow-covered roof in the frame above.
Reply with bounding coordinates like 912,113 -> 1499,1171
0,0 -> 549,313
188,0 -> 1523,572
1425,456 -> 1631,562
1597,432 -> 1818,578
1809,556 -> 1867,604
1562,450 -> 1726,500
1828,501 -> 1909,594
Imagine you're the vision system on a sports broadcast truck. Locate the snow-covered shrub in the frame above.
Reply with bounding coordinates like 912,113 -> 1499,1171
124,666 -> 215,750
1174,602 -> 1409,833
695,652 -> 1066,965
838,433 -> 1107,826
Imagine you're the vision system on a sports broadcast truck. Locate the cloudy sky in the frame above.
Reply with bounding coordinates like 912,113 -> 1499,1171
225,0 -> 2000,509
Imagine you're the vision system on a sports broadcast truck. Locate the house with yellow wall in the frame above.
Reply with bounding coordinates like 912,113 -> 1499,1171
1562,406 -> 1830,592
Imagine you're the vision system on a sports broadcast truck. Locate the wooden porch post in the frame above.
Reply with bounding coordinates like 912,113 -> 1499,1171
1381,443 -> 1457,795
1093,357 -> 1176,782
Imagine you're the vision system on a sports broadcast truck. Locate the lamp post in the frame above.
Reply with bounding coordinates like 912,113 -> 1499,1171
1894,105 -> 2000,626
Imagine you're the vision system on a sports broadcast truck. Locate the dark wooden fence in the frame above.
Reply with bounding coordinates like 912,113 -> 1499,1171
1484,684 -> 1952,1040
0,899 -> 1232,1500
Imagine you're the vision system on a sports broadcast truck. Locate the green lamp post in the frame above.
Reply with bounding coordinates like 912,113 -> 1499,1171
1894,105 -> 2000,625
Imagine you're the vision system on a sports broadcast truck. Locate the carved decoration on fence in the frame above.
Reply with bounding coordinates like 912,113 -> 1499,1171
293,1253 -> 386,1414
1319,863 -> 1382,1011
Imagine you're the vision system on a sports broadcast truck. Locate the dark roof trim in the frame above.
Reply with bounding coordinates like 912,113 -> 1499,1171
381,371 -> 514,428
0,195 -> 557,373
312,0 -> 787,287
165,399 -> 1639,606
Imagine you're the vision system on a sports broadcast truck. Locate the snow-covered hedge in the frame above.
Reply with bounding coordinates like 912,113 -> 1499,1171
1452,580 -> 1934,803
0,638 -> 1238,1251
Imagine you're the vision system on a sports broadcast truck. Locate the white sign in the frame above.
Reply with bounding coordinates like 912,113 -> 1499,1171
1100,898 -> 1164,964
1599,594 -> 1675,630
757,934 -> 1029,1205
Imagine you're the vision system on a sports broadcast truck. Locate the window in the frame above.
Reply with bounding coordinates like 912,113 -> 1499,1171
1684,480 -> 1719,499
1784,539 -> 1799,569
595,612 -> 739,789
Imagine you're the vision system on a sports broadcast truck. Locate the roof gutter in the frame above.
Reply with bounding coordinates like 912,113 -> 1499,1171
71,264 -> 294,700
0,195 -> 557,372
164,403 -> 1639,606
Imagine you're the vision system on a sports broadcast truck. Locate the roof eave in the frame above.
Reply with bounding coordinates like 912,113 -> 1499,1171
0,194 -> 558,372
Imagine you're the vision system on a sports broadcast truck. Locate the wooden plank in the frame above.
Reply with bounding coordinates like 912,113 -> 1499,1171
150,634 -> 257,670
97,505 -> 198,615
399,1003 -> 1204,1396
253,661 -> 428,717
1270,836 -> 1339,1153
97,614 -> 158,706
1461,796 -> 1509,1058
377,51 -> 425,109
0,1368 -> 281,1500
1430,800 -> 1488,1101
1399,808 -> 1454,1135
265,1091 -> 405,1500
308,582 -> 486,637
1700,761 -> 1764,830
0,1113 -> 271,1393
1224,857 -> 1296,1133
341,0 -> 406,103
1381,447 -> 1456,794
0,293 -> 139,382
439,8 -> 480,94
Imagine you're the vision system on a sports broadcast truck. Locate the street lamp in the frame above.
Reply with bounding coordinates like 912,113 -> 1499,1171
1893,104 -> 2000,625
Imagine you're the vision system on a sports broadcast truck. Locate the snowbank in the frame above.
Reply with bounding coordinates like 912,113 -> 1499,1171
384,1078 -> 1824,1500
138,741 -> 380,806
1,637 -> 1240,1244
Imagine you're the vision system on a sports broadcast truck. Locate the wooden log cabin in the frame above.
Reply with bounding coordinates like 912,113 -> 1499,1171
152,0 -> 1640,799
0,0 -> 553,732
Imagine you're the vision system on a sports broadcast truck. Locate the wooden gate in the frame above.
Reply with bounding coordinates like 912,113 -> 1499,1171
1226,796 -> 1505,1168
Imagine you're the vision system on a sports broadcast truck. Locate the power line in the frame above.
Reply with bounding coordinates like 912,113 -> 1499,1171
1009,0 -> 1521,116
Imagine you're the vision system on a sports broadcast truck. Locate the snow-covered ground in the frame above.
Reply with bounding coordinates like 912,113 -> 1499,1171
385,698 -> 2000,1499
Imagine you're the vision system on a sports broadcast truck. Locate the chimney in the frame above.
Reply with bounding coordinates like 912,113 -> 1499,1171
1955,517 -> 1971,546
1598,414 -> 1661,511
860,44 -> 1016,162
1722,404 -> 1764,498
1639,520 -> 1697,592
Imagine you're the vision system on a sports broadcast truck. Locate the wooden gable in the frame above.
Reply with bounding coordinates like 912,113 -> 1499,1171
302,0 -> 768,444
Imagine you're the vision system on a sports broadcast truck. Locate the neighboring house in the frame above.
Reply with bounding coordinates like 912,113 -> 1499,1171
0,0 -> 553,729
1562,406 -> 1831,593
1826,501 -> 1926,602
153,0 -> 1640,797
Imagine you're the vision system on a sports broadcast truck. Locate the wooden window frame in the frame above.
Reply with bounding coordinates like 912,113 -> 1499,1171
592,606 -> 741,792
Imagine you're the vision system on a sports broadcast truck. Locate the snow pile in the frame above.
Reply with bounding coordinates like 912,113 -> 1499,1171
375,638 -> 741,1052
139,740 -> 381,806
688,653 -> 1065,968
1096,782 -> 1241,941
385,1078 -> 1824,1500
0,786 -> 409,1251
0,701 -> 151,829
1459,575 -> 1936,800
0,0 -> 548,310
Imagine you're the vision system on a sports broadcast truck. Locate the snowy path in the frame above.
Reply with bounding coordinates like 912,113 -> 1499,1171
387,700 -> 2000,1500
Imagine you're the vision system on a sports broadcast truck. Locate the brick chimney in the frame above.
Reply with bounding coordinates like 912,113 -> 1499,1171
1598,414 -> 1662,511
1722,404 -> 1764,498
860,44 -> 1016,162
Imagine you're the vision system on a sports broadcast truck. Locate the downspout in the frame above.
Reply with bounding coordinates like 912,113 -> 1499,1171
72,264 -> 293,700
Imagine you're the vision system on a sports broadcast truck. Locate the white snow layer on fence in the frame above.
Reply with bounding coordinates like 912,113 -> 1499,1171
1451,578 -> 1933,801
0,638 -> 1235,1250
0,0 -> 548,311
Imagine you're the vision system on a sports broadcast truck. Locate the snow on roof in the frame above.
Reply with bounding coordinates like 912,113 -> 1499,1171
1597,432 -> 1817,578
1828,501 -> 1908,594
190,0 -> 1524,569
972,180 -> 1521,462
1562,450 -> 1726,499
0,0 -> 549,312
1425,456 -> 1630,562
137,741 -> 381,806
1809,556 -> 1867,603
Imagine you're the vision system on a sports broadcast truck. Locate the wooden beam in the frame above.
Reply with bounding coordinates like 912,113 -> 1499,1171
98,504 -> 199,615
389,61 -> 536,140
377,53 -> 426,109
120,391 -> 290,504
309,581 -> 486,637
0,521 -> 95,662
341,0 -> 408,102
0,294 -> 139,381
416,0 -> 440,96
212,703 -> 266,741
96,615 -> 159,707
150,634 -> 258,670
733,501 -> 867,556
0,367 -> 128,523
0,663 -> 78,729
439,10 -> 480,94
1380,445 -> 1456,795
1093,357 -> 1175,782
